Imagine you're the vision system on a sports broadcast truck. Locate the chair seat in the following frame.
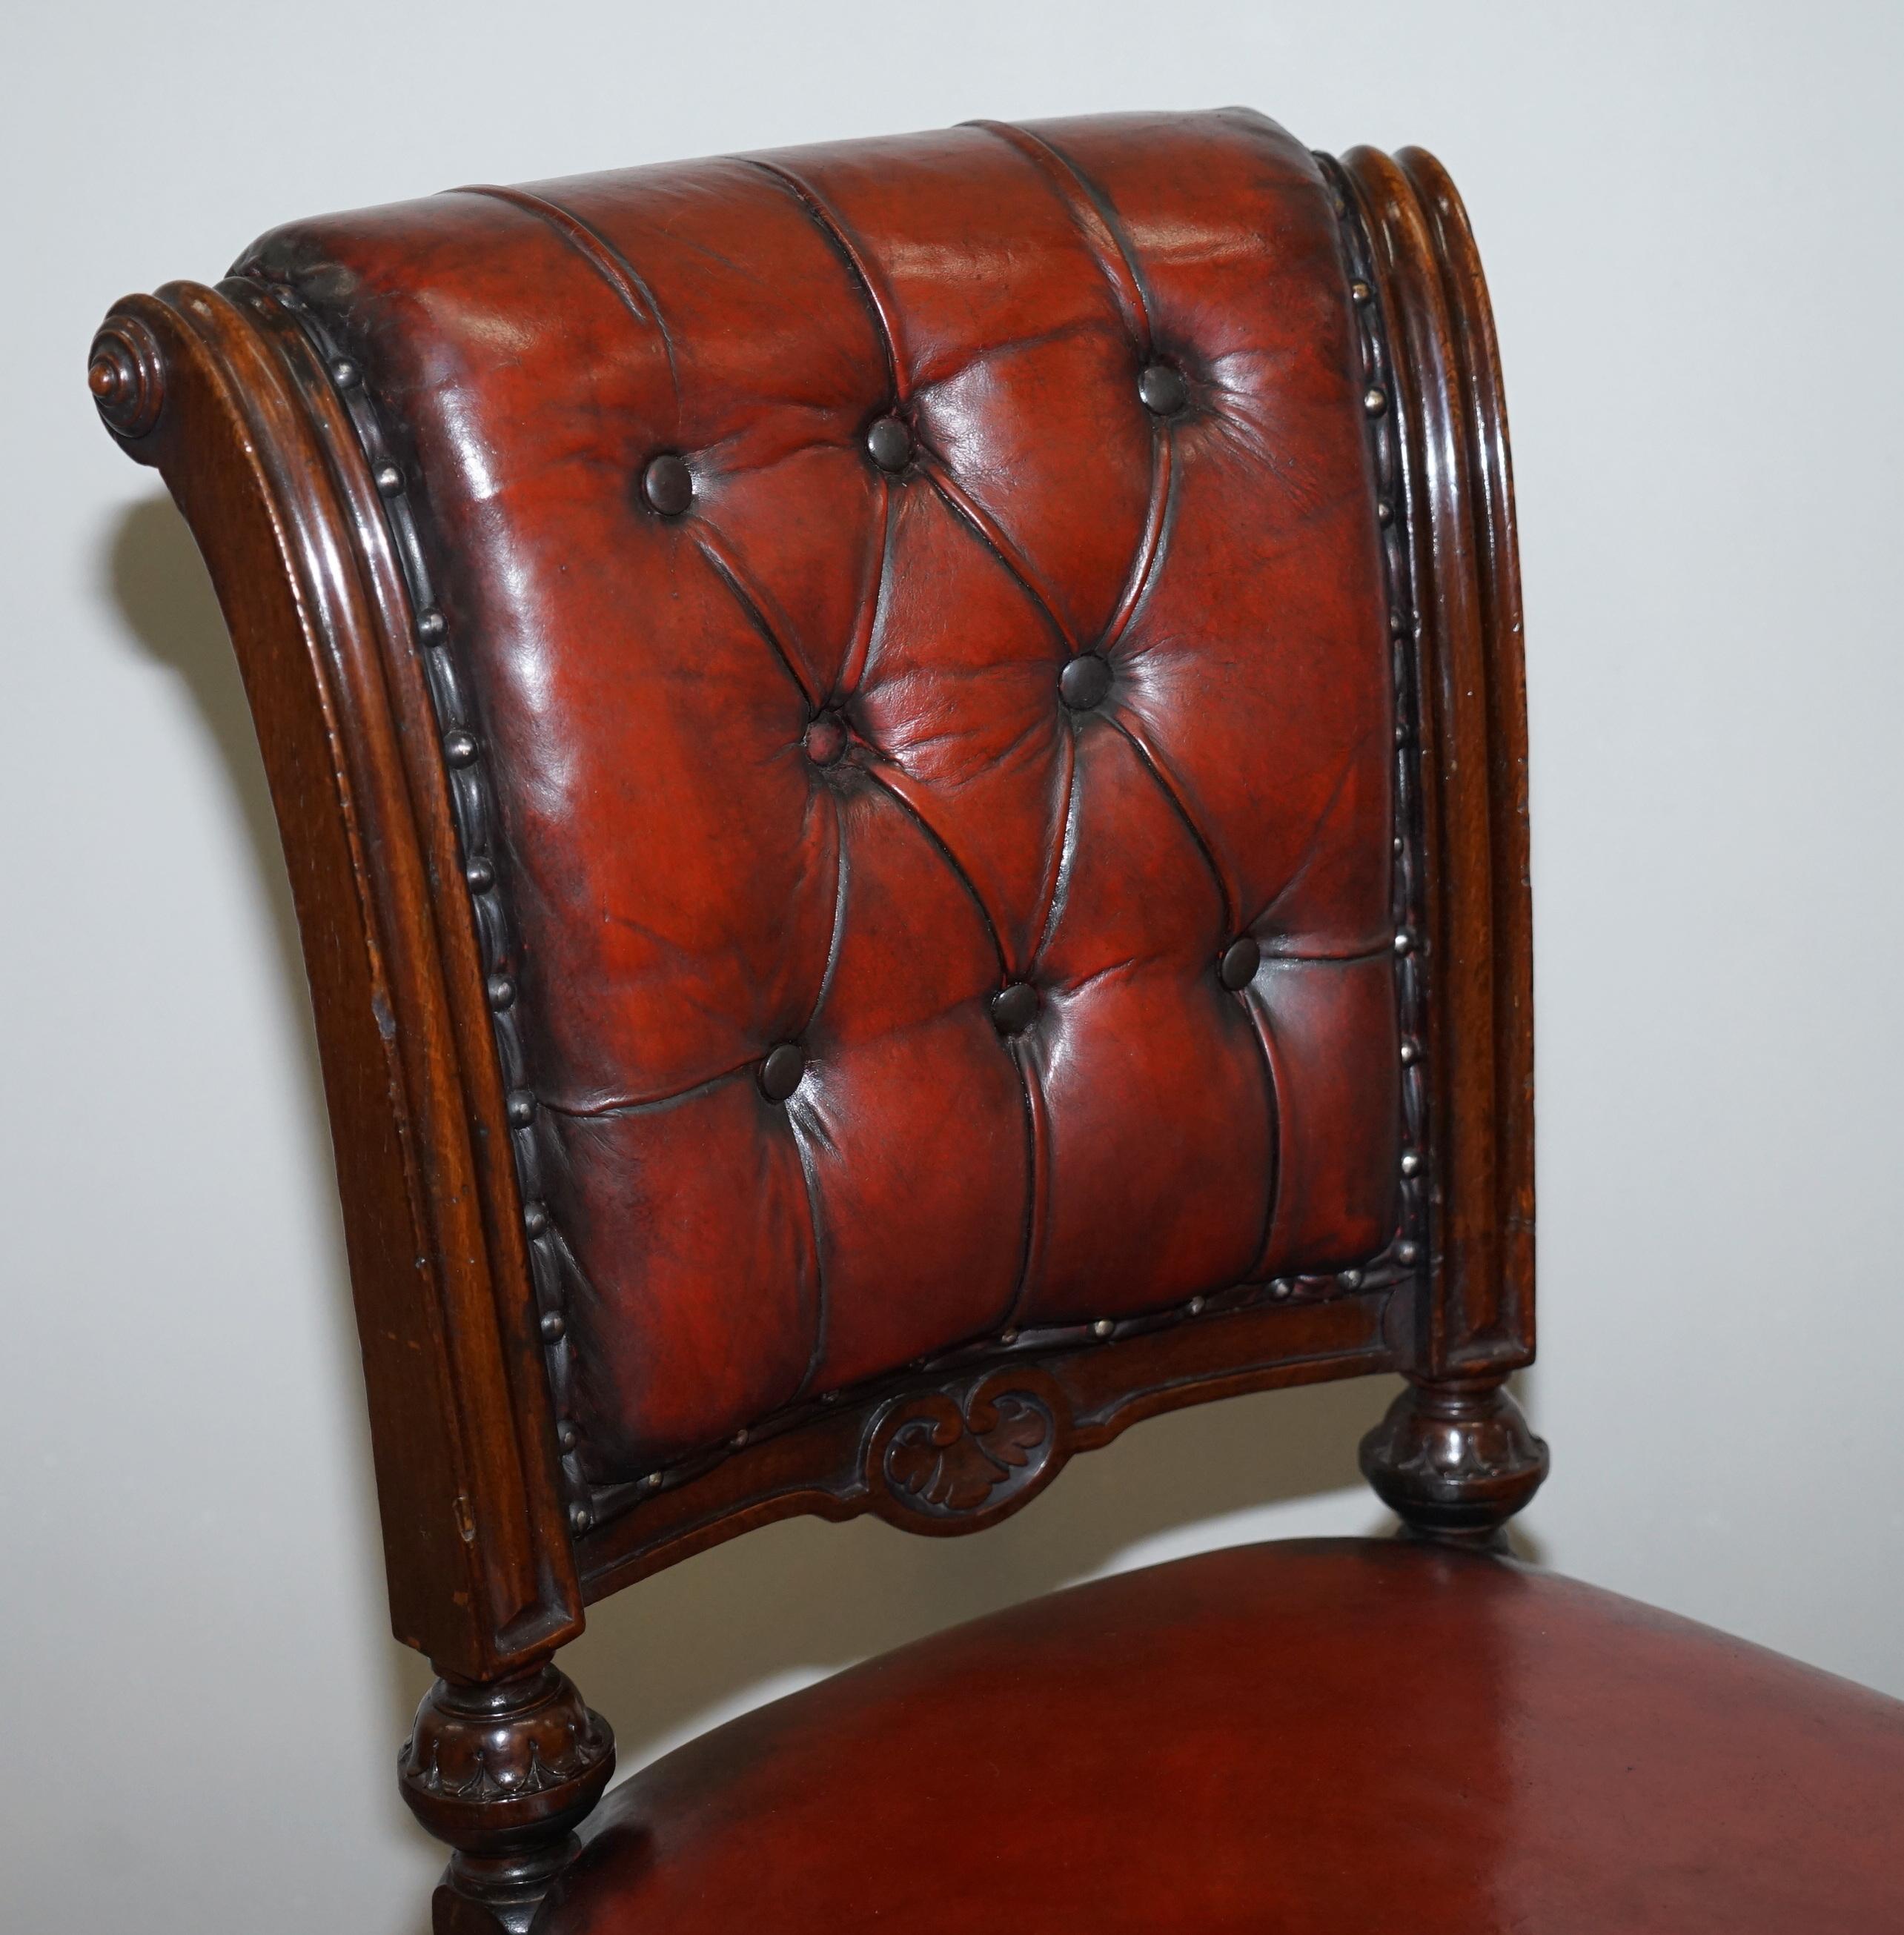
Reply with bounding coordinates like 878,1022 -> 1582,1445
540,1537 -> 1904,1934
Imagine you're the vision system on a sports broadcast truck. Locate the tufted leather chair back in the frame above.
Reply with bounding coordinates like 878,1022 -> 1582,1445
96,110 -> 1529,1675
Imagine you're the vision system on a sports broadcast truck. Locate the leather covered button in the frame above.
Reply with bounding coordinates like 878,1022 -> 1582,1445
1138,362 -> 1189,415
804,712 -> 848,767
866,415 -> 913,471
1218,936 -> 1261,990
641,452 -> 694,517
1059,652 -> 1111,711
989,982 -> 1039,1035
758,1043 -> 806,1102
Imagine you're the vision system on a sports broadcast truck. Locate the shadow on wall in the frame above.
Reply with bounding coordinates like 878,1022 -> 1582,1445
103,490 -> 445,1755
108,496 -> 312,1011
104,488 -> 1440,1825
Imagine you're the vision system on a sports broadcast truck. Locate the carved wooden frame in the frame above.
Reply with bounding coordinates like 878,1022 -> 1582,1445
90,142 -> 1533,1686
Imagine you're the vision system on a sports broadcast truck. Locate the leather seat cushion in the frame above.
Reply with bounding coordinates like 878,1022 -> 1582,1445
540,1539 -> 1904,1934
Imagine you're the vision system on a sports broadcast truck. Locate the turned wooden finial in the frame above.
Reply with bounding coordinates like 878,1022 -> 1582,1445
399,1660 -> 615,1935
1359,1375 -> 1548,1546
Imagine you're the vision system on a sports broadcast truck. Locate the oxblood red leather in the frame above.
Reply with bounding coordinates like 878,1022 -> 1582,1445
242,110 -> 1400,1480
539,1540 -> 1904,1934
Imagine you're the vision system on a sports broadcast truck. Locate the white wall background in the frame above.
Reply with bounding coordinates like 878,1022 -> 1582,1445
5,4 -> 1900,1930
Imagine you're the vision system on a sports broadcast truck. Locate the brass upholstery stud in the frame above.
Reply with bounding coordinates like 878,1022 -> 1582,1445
444,729 -> 478,767
465,857 -> 495,892
505,1089 -> 536,1127
1401,1152 -> 1422,1177
540,1311 -> 566,1342
1091,1318 -> 1115,1339
331,358 -> 362,388
523,1201 -> 550,1237
486,974 -> 517,1011
1364,386 -> 1387,416
374,461 -> 403,494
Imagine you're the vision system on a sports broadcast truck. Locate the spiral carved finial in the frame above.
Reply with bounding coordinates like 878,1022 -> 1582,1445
87,316 -> 166,438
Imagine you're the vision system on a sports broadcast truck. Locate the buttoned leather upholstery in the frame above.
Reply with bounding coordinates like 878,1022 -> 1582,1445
242,110 -> 1402,1482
